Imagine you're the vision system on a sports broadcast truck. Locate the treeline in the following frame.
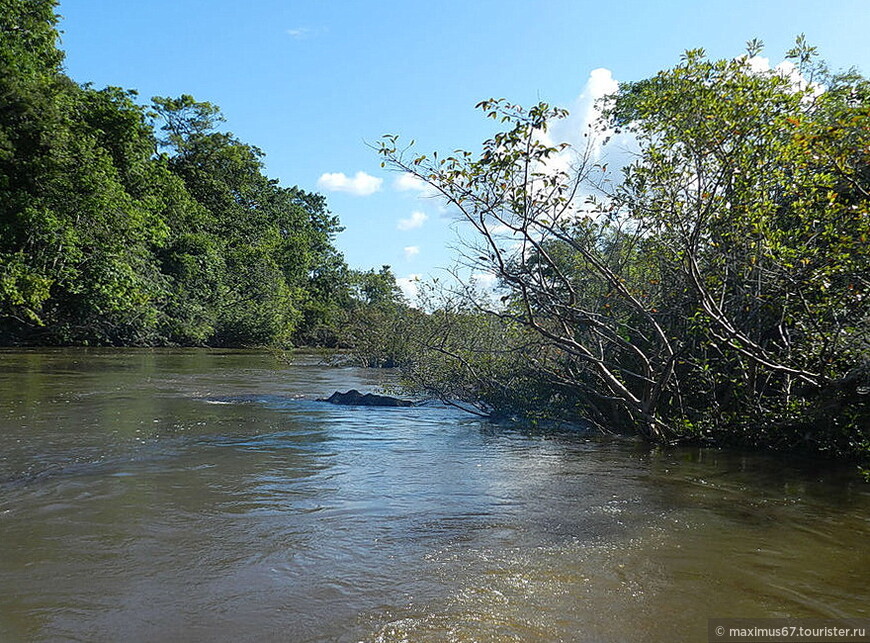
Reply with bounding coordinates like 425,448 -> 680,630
374,39 -> 869,462
0,0 -> 402,347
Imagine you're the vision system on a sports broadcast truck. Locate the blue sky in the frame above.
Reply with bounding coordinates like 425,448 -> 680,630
57,0 -> 870,297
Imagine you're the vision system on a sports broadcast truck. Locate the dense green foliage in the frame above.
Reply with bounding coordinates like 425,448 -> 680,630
0,0 -> 392,346
4,5 -> 866,462
378,40 -> 869,461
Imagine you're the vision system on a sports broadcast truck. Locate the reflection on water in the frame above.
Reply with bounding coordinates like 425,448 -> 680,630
0,349 -> 867,642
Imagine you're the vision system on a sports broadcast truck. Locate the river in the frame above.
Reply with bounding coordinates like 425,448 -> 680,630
0,349 -> 867,642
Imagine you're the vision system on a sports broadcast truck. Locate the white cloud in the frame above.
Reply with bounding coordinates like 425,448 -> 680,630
397,210 -> 428,230
403,245 -> 420,260
489,223 -> 515,236
577,67 -> 620,136
525,67 -> 632,199
396,274 -> 421,301
519,67 -> 635,222
472,272 -> 498,288
735,55 -> 825,103
773,59 -> 825,99
740,54 -> 771,74
394,173 -> 428,192
287,26 -> 326,40
287,27 -> 311,39
394,172 -> 441,202
547,67 -> 623,164
317,171 -> 382,196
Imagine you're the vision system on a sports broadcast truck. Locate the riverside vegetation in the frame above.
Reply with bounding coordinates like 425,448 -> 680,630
1,4 -> 867,466
374,38 -> 870,466
0,0 -> 401,347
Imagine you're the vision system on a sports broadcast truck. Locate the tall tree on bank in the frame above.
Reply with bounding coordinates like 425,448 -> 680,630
0,0 -> 352,346
150,95 -> 346,345
378,40 -> 869,457
1,0 -> 177,343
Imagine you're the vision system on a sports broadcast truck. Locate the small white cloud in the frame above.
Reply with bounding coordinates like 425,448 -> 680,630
394,172 -> 441,199
395,173 -> 427,192
489,223 -> 515,236
397,274 -> 421,301
739,54 -> 772,74
397,210 -> 428,231
317,171 -> 382,196
774,60 -> 825,98
403,246 -> 420,260
472,272 -> 498,288
287,27 -> 311,39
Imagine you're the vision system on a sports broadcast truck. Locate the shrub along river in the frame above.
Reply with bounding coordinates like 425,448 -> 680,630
0,349 -> 867,641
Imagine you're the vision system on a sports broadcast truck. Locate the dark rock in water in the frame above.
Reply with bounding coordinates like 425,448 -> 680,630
320,389 -> 414,407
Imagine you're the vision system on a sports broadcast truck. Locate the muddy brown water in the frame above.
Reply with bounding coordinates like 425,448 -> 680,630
0,349 -> 867,642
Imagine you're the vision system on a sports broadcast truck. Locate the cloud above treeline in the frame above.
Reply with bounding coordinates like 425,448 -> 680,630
538,67 -> 622,171
397,210 -> 428,230
396,274 -> 421,301
403,245 -> 420,260
317,171 -> 382,196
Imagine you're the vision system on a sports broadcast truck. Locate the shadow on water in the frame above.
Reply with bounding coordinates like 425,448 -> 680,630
0,349 -> 867,642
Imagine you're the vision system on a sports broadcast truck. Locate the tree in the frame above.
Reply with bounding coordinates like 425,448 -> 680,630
606,41 -> 869,448
151,95 -> 347,346
377,39 -> 869,457
379,99 -> 681,438
0,3 -> 178,343
0,0 -> 353,347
